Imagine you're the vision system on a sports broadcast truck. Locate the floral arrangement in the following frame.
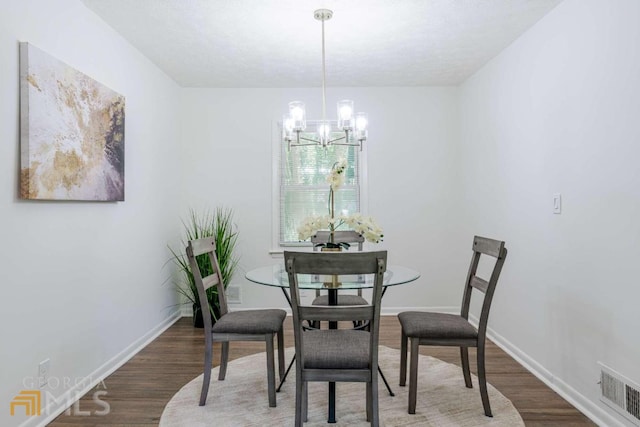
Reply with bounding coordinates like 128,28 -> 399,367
297,158 -> 383,248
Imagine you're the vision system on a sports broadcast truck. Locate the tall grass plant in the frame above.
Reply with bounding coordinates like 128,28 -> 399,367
170,207 -> 239,322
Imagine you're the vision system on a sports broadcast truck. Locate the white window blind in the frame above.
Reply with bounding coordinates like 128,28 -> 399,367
279,124 -> 360,245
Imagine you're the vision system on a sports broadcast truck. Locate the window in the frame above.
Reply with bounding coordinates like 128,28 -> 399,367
276,121 -> 362,246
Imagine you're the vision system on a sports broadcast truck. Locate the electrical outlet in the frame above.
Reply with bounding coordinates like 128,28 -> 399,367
226,285 -> 241,304
38,359 -> 50,388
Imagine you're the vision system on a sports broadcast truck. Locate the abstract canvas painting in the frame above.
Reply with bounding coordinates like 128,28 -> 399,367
19,43 -> 125,201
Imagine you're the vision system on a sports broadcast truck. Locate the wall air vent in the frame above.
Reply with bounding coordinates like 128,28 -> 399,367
226,285 -> 241,304
599,362 -> 640,425
628,385 -> 640,421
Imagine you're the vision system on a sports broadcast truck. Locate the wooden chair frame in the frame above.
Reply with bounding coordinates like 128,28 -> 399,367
187,237 -> 285,407
399,236 -> 507,417
285,251 -> 387,426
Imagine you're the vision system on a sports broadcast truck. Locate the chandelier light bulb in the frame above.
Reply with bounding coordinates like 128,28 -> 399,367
355,112 -> 368,141
317,121 -> 331,141
340,106 -> 352,119
288,101 -> 306,130
291,107 -> 304,120
337,100 -> 354,131
282,115 -> 295,139
355,113 -> 368,131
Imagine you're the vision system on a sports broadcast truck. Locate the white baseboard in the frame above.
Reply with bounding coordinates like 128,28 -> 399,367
468,315 -> 625,427
180,303 -> 192,317
22,310 -> 182,427
381,306 -> 458,316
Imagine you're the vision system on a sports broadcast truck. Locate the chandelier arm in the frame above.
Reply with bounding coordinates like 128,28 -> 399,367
291,142 -> 322,147
299,135 -> 321,144
330,142 -> 360,147
326,135 -> 347,144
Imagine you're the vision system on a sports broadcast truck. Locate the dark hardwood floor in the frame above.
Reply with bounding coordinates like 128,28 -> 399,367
49,316 -> 595,426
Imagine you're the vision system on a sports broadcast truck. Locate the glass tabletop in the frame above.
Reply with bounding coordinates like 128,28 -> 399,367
245,264 -> 420,290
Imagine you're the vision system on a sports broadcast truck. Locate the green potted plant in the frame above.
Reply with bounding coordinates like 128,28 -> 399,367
169,207 -> 240,328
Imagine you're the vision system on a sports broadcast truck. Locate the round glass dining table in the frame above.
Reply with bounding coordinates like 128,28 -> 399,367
246,264 -> 420,291
245,263 -> 420,423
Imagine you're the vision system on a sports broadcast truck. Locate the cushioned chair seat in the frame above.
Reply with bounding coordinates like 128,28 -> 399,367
398,311 -> 478,340
311,294 -> 368,306
303,330 -> 370,369
212,309 -> 287,335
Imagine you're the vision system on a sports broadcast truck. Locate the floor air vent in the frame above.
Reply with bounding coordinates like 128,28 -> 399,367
599,362 -> 640,425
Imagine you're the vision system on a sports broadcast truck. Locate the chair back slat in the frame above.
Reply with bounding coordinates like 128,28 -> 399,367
189,237 -> 217,257
472,236 -> 505,258
469,276 -> 489,293
299,305 -> 374,322
289,252 -> 381,275
202,274 -> 220,291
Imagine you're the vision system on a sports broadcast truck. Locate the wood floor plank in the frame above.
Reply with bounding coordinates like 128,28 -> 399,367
49,316 -> 595,426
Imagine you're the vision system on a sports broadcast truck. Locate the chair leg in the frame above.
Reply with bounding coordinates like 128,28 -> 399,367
199,340 -> 213,406
295,372 -> 303,427
218,342 -> 229,380
266,334 -> 276,407
477,343 -> 492,417
371,369 -> 380,426
399,331 -> 408,386
408,338 -> 419,414
366,382 -> 371,422
460,346 -> 472,388
277,326 -> 285,381
302,380 -> 308,422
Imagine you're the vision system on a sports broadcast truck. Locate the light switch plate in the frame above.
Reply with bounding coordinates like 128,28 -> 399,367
553,193 -> 562,214
38,358 -> 50,388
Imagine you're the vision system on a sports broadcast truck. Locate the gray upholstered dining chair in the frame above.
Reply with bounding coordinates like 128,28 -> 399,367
187,237 -> 286,407
311,230 -> 367,330
311,230 -> 367,306
284,250 -> 387,426
398,236 -> 507,417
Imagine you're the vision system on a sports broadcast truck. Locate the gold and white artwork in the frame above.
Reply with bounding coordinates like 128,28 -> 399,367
19,42 -> 125,201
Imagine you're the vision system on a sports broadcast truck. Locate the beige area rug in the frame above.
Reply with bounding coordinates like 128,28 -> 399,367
160,346 -> 524,426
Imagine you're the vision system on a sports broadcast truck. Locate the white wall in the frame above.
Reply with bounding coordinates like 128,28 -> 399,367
0,1 -> 182,425
4,0 -> 635,425
458,0 -> 640,425
179,87 -> 466,311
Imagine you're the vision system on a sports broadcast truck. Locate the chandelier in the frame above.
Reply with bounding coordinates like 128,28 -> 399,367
283,9 -> 368,151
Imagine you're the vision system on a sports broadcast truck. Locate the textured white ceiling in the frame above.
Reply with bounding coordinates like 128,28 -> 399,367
81,0 -> 563,87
